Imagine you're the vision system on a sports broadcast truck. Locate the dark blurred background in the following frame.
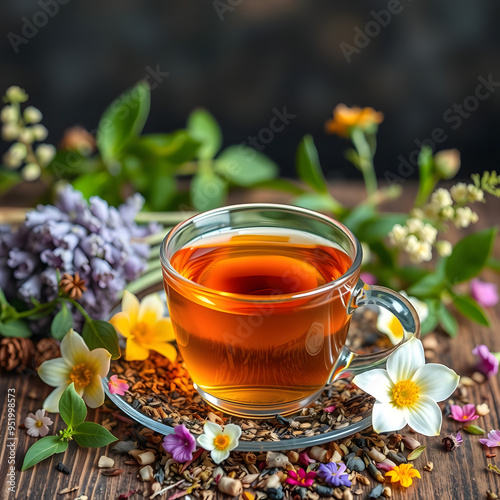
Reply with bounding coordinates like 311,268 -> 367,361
1,0 -> 500,183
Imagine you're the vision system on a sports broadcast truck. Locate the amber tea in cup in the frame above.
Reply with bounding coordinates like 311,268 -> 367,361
161,204 -> 419,417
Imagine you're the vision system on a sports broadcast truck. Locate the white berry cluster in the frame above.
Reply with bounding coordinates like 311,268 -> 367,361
1,86 -> 56,181
389,182 -> 485,263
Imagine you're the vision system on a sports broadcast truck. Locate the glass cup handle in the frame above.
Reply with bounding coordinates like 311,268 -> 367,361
330,280 -> 421,381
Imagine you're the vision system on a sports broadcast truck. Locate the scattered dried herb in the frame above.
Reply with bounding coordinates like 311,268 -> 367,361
407,445 -> 426,461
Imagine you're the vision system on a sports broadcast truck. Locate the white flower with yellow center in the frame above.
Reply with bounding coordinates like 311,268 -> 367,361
38,329 -> 111,413
197,422 -> 241,464
377,292 -> 428,345
353,337 -> 459,436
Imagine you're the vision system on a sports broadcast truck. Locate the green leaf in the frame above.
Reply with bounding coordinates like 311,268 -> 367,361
82,320 -> 120,359
251,178 -> 306,195
73,422 -> 118,448
147,174 -> 177,211
215,146 -> 278,187
190,170 -> 227,211
463,424 -> 485,435
292,193 -> 339,213
487,257 -> 500,273
452,295 -> 490,327
97,81 -> 151,163
131,131 -> 201,164
296,135 -> 328,194
407,272 -> 445,298
0,319 -> 31,338
420,300 -> 439,335
342,204 -> 376,234
51,303 -> 73,341
0,287 -> 9,307
445,228 -> 497,283
187,108 -> 222,160
438,304 -> 458,337
357,213 -> 408,241
407,445 -> 426,461
59,383 -> 87,429
21,436 -> 68,471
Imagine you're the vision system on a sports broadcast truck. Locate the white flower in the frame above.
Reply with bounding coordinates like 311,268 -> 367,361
3,142 -> 27,168
353,337 -> 459,436
450,183 -> 468,203
38,329 -> 111,413
436,240 -> 452,257
22,163 -> 41,181
439,205 -> 454,220
24,409 -> 53,437
32,124 -> 48,141
409,241 -> 433,264
403,234 -> 419,254
467,185 -> 484,202
431,188 -> 453,208
18,127 -> 34,144
2,123 -> 20,141
418,224 -> 438,244
389,224 -> 408,245
377,292 -> 429,345
197,422 -> 241,464
406,218 -> 423,234
23,106 -> 42,124
35,143 -> 56,166
454,206 -> 477,228
5,86 -> 28,103
1,105 -> 18,124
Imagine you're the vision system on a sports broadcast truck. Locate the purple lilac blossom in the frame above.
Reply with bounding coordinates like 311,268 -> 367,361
0,185 -> 159,330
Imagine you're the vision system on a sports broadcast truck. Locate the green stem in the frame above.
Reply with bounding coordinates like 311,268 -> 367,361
11,298 -> 59,320
350,128 -> 378,199
126,270 -> 162,295
135,211 -> 196,224
64,297 -> 92,322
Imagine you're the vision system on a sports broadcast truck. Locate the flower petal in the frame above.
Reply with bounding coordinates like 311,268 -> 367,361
125,338 -> 150,361
110,312 -> 132,338
197,433 -> 215,451
211,449 -> 230,464
122,290 -> 140,324
138,293 -> 164,324
38,358 -> 71,387
387,336 -> 425,382
223,424 -> 242,451
371,401 -> 407,434
147,342 -> 177,362
352,369 -> 393,403
88,348 -> 112,377
412,363 -> 460,402
82,377 -> 105,408
42,384 -> 68,413
405,395 -> 442,436
153,318 -> 176,342
377,308 -> 405,345
203,422 -> 223,439
61,330 -> 89,366
27,426 -> 40,437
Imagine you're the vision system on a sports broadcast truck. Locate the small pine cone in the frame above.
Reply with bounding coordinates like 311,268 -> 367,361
34,337 -> 61,368
0,337 -> 35,372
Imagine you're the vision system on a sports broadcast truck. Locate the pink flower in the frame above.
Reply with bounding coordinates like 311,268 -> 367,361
472,345 -> 499,378
323,405 -> 337,413
479,430 -> 500,448
163,424 -> 197,463
471,279 -> 498,308
298,451 -> 315,467
360,272 -> 377,285
286,468 -> 316,487
449,404 -> 479,422
376,461 -> 396,472
25,409 -> 53,437
108,375 -> 129,396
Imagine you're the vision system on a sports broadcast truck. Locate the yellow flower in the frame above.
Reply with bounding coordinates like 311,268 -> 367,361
38,330 -> 111,413
385,464 -> 421,488
325,104 -> 384,137
110,291 -> 177,362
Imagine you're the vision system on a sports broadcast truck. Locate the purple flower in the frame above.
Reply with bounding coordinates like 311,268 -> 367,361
471,279 -> 498,307
0,186 -> 156,332
298,451 -> 315,467
449,404 -> 479,422
163,424 -> 197,463
472,345 -> 499,377
317,462 -> 351,487
479,430 -> 500,448
360,272 -> 377,285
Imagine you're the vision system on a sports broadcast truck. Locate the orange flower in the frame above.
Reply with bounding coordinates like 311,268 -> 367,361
385,464 -> 421,488
325,104 -> 384,137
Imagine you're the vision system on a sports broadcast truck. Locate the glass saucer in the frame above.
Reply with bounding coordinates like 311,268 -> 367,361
104,290 -> 374,452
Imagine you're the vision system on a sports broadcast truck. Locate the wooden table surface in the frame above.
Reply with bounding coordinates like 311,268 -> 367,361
1,183 -> 500,500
